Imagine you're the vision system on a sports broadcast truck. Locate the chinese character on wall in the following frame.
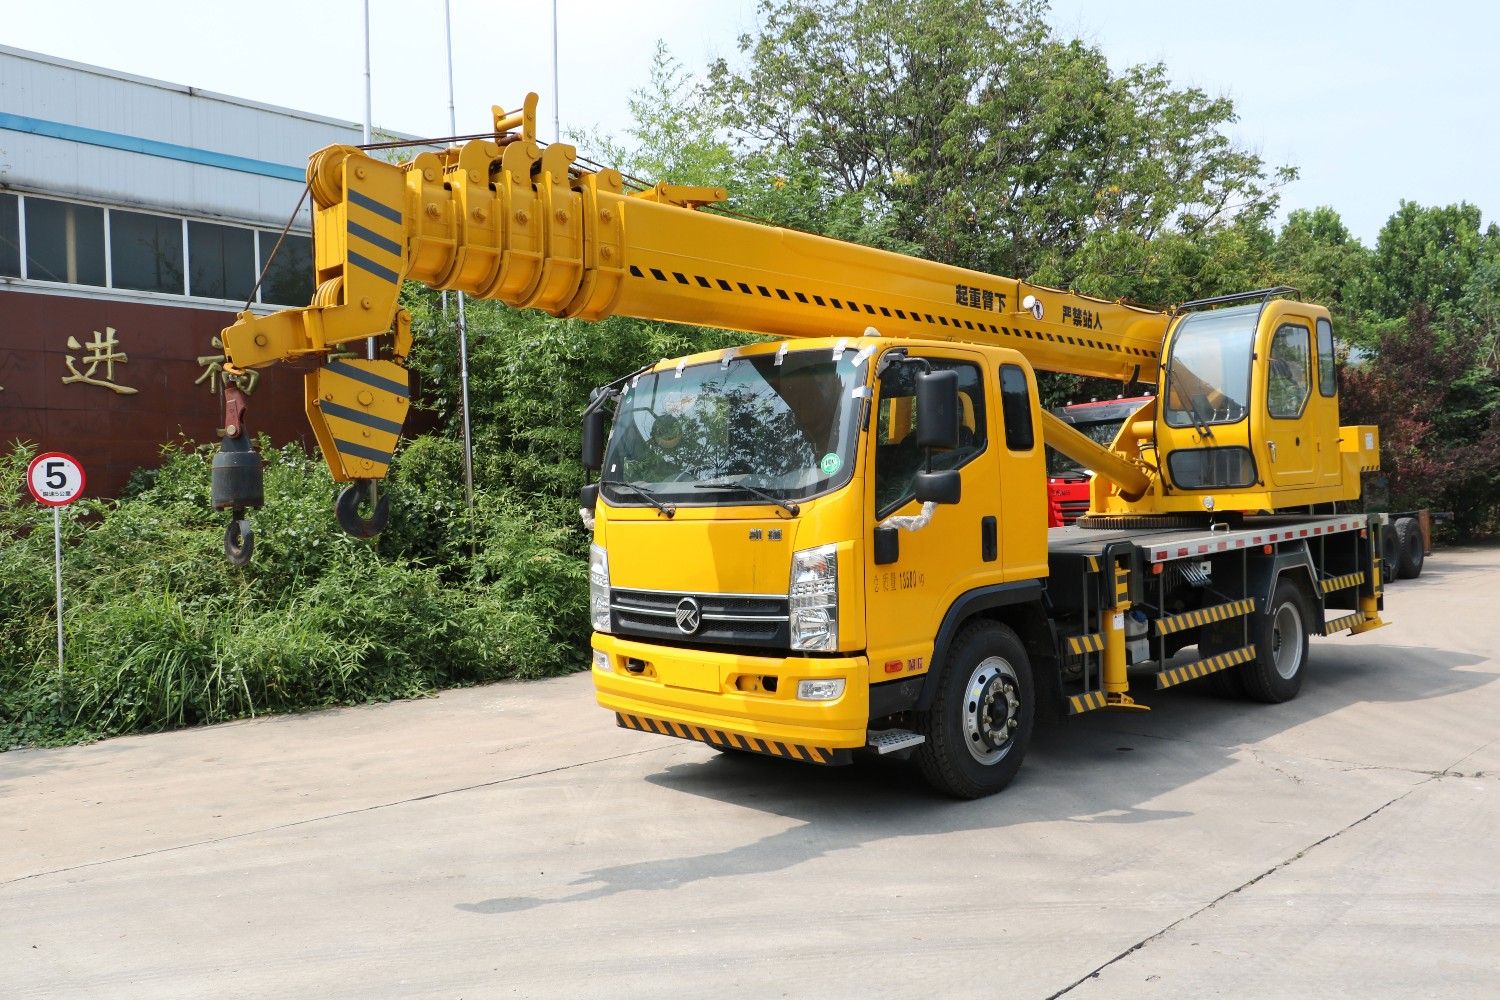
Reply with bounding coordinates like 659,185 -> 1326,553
61,327 -> 137,394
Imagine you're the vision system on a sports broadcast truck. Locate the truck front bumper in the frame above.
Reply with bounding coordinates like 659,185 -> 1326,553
591,633 -> 869,764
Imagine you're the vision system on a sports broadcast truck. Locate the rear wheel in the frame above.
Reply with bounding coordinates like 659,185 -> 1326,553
1239,577 -> 1311,703
1396,517 -> 1424,579
915,621 -> 1034,799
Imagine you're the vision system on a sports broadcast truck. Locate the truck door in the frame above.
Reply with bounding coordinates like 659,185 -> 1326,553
864,349 -> 999,677
1261,317 -> 1316,489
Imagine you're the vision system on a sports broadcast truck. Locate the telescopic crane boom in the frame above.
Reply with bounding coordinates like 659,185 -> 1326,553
210,94 -> 1374,559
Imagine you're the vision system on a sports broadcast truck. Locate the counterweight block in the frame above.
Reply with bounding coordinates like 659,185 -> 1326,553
211,433 -> 264,512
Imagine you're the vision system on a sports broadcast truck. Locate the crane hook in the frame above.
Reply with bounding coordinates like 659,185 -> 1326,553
224,510 -> 255,566
335,482 -> 391,538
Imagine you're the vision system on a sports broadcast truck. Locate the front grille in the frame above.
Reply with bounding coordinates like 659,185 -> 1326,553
1058,499 -> 1091,526
611,589 -> 790,650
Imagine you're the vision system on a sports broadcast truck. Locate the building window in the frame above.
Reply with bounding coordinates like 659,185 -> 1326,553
25,197 -> 106,286
0,193 -> 19,277
189,221 -> 256,302
258,231 -> 314,306
110,210 -> 185,294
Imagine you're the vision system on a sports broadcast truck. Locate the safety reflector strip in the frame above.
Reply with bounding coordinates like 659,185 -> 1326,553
1067,690 -> 1107,714
614,712 -> 843,765
1154,645 -> 1255,690
1153,598 -> 1257,636
1320,571 -> 1365,594
1321,612 -> 1364,636
1066,633 -> 1105,656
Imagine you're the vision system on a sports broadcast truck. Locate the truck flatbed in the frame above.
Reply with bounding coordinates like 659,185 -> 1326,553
1047,514 -> 1373,564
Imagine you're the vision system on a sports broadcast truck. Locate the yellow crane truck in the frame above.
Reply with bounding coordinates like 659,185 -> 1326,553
211,95 -> 1388,797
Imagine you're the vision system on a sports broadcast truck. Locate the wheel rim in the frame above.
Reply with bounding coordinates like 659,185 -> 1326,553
962,656 -> 1020,765
1271,601 -> 1304,680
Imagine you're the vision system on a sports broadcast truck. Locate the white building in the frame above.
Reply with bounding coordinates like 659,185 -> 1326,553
0,45 -> 414,494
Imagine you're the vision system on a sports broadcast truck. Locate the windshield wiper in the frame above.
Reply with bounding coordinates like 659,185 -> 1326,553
606,480 -> 676,518
694,481 -> 800,517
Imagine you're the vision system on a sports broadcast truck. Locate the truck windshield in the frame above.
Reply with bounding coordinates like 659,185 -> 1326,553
600,348 -> 866,507
1163,304 -> 1258,427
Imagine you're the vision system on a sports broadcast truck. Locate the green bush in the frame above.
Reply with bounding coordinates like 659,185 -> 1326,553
0,439 -> 581,748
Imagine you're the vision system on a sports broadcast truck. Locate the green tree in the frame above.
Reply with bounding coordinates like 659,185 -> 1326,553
705,0 -> 1291,292
1367,201 -> 1498,323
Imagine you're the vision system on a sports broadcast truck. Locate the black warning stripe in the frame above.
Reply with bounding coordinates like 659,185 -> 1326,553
1320,571 -> 1365,594
1154,645 -> 1255,689
1066,633 -> 1105,655
1154,598 -> 1257,636
614,712 -> 837,765
1067,690 -> 1107,714
624,265 -> 1159,360
1321,612 -> 1363,636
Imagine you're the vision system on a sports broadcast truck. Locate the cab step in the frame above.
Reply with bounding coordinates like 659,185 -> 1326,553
867,728 -> 926,754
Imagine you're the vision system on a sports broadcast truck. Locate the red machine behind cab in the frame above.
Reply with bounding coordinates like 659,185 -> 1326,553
1047,396 -> 1154,526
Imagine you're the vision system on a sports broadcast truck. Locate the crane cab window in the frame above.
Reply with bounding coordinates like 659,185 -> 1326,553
1316,318 -> 1337,397
1163,304 -> 1257,428
875,359 -> 985,516
1268,322 -> 1311,418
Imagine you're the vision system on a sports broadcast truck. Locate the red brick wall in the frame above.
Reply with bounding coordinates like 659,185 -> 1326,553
0,289 -> 317,497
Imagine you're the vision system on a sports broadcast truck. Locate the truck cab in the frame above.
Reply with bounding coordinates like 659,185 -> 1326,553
585,333 -> 1047,768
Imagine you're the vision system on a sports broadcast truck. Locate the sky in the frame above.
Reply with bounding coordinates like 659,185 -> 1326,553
5,0 -> 1495,245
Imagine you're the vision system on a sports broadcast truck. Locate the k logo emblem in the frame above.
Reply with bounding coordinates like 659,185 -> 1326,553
675,597 -> 702,634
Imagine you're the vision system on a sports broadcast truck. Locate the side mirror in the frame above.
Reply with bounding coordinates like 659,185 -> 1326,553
579,483 -> 599,512
915,369 -> 960,450
581,408 -> 607,470
913,468 -> 961,505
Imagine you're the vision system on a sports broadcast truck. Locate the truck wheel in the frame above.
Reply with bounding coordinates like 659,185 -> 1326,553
1240,578 -> 1311,704
1379,524 -> 1400,585
914,621 -> 1034,799
1395,517 -> 1424,579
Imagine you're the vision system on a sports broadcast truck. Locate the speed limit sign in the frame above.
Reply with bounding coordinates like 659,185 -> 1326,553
26,452 -> 87,507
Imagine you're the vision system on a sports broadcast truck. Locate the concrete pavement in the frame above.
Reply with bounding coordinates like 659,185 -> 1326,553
3,548 -> 1497,998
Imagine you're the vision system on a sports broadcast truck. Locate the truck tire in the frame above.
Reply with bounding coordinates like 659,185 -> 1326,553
1395,517 -> 1424,579
1379,524 -> 1400,585
914,621 -> 1034,799
1239,578 -> 1312,704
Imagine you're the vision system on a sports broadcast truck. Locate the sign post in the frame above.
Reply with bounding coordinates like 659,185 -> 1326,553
25,452 -> 86,669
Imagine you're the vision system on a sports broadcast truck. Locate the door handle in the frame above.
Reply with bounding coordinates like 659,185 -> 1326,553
1269,441 -> 1278,463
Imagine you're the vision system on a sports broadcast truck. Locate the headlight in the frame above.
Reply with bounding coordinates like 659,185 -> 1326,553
796,678 -> 845,701
789,543 -> 838,651
590,543 -> 612,634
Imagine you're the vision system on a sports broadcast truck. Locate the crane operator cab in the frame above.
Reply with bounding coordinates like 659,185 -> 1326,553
1091,289 -> 1377,519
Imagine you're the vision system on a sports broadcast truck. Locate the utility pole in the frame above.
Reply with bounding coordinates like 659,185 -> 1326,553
445,0 -> 476,513
552,0 -> 561,140
363,0 -> 377,363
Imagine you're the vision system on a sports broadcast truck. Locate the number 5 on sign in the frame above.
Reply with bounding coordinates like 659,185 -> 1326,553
25,452 -> 86,669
